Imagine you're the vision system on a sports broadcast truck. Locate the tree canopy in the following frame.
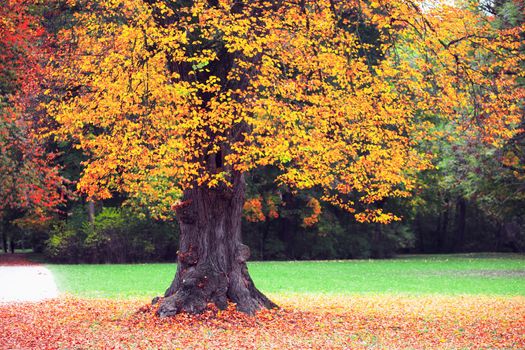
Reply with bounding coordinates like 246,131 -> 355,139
0,0 -> 66,227
45,0 -> 523,223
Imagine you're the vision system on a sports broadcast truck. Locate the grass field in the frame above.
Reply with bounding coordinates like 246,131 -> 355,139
45,253 -> 525,299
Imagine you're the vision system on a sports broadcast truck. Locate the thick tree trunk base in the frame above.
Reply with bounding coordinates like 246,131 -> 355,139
156,174 -> 276,317
157,255 -> 276,317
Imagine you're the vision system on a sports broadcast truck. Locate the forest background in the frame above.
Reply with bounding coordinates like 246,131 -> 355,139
1,0 -> 524,264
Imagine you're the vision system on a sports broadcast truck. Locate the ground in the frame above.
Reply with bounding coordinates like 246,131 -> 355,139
0,254 -> 58,303
1,295 -> 524,349
0,253 -> 524,349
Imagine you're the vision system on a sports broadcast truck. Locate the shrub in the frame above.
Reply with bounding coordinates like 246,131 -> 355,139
45,206 -> 178,263
45,223 -> 84,262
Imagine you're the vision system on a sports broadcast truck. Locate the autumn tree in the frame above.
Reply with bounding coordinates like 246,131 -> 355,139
46,0 -> 524,315
0,0 -> 67,252
406,0 -> 525,253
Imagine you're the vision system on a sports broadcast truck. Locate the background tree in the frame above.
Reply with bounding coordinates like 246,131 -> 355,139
0,0 -> 67,253
407,0 -> 525,253
46,0 -> 524,315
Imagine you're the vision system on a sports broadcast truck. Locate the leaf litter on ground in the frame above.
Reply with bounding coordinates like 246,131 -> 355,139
0,294 -> 524,349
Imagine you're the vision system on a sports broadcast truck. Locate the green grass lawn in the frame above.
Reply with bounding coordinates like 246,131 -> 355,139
45,253 -> 525,299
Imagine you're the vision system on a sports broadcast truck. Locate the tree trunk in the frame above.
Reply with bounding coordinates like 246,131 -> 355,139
415,214 -> 425,253
157,173 -> 276,317
454,198 -> 466,252
87,200 -> 95,225
1,221 -> 7,253
437,200 -> 449,252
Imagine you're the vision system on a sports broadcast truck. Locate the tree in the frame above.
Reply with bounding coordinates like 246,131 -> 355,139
404,0 -> 525,253
46,0 -> 524,315
0,0 -> 67,251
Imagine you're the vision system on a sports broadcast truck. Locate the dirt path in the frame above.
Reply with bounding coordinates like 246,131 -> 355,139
0,254 -> 58,303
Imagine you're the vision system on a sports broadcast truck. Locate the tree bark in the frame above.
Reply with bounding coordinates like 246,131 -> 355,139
9,236 -> 15,253
1,221 -> 7,253
157,173 -> 276,317
454,198 -> 466,252
87,200 -> 95,225
415,214 -> 425,253
437,200 -> 450,252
